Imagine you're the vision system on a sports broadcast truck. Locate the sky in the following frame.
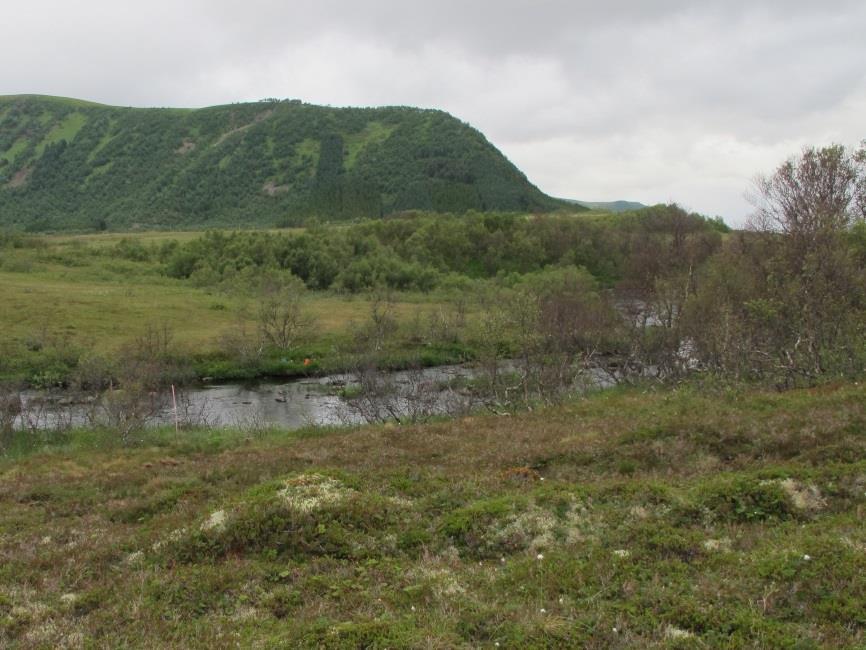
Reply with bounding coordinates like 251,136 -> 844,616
3,1 -> 865,224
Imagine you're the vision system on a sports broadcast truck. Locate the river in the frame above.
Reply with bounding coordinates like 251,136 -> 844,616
11,362 -> 616,432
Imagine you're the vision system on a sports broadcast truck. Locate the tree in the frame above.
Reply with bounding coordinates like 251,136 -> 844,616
749,143 -> 865,248
686,143 -> 866,384
257,275 -> 315,351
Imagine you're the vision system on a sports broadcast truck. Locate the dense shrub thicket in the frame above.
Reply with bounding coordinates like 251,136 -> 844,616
136,205 -> 726,292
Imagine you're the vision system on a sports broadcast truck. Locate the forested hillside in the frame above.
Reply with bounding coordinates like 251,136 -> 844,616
0,95 -> 567,230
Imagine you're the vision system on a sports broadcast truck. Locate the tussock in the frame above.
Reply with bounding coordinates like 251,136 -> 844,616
277,473 -> 356,513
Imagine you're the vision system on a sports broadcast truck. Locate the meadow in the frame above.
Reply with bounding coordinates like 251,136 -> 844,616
0,228 -> 468,386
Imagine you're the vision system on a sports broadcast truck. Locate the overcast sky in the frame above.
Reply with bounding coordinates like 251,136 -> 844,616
3,1 -> 865,224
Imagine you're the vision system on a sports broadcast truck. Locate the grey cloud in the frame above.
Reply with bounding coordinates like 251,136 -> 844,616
2,0 -> 865,223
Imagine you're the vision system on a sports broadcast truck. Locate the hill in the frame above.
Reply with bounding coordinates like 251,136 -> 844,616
568,199 -> 647,212
0,95 -> 569,230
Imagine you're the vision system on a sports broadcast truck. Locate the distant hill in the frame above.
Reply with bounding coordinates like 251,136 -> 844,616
0,95 -> 572,230
566,199 -> 648,213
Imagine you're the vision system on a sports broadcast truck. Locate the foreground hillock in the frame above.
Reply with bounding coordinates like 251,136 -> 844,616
1,382 -> 865,647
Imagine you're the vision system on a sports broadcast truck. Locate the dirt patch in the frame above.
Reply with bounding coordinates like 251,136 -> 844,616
175,138 -> 196,155
262,181 -> 289,196
7,166 -> 32,188
214,109 -> 274,146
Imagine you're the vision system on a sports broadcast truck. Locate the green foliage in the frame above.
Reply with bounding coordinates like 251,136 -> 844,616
156,207 -> 723,293
697,478 -> 795,523
0,95 -> 567,230
169,475 -> 406,563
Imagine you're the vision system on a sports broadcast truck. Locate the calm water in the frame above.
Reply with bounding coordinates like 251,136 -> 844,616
164,364 -> 481,428
16,364 -> 485,430
15,362 -> 615,431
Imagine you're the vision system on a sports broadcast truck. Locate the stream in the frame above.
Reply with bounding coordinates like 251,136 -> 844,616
12,362 -> 616,432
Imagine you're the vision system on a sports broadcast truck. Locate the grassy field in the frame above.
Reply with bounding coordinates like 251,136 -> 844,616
2,381 -> 865,647
0,269 -> 431,351
0,231 -> 461,383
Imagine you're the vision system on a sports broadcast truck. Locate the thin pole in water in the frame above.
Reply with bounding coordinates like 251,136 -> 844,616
171,384 -> 179,433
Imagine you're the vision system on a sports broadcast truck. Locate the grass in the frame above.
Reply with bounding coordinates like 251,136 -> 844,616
344,121 -> 395,169
1,139 -> 27,164
1,380 -> 865,647
0,270 -> 426,350
0,231 -> 465,383
35,112 -> 88,155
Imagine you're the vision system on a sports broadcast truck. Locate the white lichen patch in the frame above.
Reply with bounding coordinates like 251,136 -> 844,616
385,495 -> 414,508
413,564 -> 466,598
840,536 -> 866,552
665,625 -> 695,640
2,575 -> 81,647
232,605 -> 263,621
702,538 -> 732,552
778,479 -> 826,513
151,527 -> 188,552
124,550 -> 145,565
277,473 -> 356,513
492,501 -> 587,554
3,586 -> 50,625
10,601 -> 50,622
57,630 -> 85,650
564,509 -> 589,545
495,508 -> 558,553
201,509 -> 228,533
22,619 -> 85,649
629,505 -> 650,520
59,593 -> 78,605
24,620 -> 60,646
55,526 -> 107,552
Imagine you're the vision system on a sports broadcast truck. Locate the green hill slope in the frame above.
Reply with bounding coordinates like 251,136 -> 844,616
0,95 -> 569,230
575,199 -> 647,213
561,198 -> 647,213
